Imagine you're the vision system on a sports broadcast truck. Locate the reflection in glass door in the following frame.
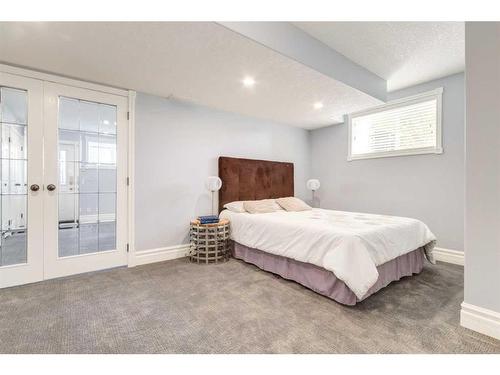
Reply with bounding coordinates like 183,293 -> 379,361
0,87 -> 28,266
58,98 -> 117,257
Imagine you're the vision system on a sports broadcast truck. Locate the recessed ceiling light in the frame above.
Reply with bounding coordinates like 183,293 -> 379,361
242,76 -> 256,87
314,102 -> 324,110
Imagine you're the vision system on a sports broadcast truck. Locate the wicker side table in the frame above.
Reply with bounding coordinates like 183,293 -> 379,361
189,219 -> 230,264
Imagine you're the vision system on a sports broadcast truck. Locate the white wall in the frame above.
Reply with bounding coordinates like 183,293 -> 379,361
134,93 -> 311,251
464,23 -> 500,313
310,73 -> 465,251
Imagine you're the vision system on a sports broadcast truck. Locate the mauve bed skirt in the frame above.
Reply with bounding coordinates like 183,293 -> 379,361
232,241 -> 425,306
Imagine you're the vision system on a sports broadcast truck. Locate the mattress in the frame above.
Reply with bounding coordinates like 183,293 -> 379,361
220,208 -> 436,300
232,241 -> 425,305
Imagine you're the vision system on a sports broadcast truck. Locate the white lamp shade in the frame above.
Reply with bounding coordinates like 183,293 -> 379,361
206,176 -> 222,192
306,179 -> 320,191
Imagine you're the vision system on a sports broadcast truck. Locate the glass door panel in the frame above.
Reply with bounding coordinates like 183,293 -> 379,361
57,98 -> 117,258
0,87 -> 28,267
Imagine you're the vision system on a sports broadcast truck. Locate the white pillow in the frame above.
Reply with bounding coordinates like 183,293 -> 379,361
276,197 -> 312,212
223,201 -> 246,213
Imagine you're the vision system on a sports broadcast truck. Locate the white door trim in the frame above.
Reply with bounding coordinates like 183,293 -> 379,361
0,64 -> 128,98
127,91 -> 136,266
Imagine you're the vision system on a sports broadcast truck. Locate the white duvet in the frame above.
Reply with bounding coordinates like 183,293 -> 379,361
220,208 -> 436,299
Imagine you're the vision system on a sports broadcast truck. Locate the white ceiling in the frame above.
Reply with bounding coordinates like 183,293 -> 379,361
294,22 -> 465,92
0,22 -> 381,129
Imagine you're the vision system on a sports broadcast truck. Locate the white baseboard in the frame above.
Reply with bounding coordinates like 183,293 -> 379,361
461,302 -> 500,341
129,244 -> 190,267
433,247 -> 464,266
129,245 -> 462,267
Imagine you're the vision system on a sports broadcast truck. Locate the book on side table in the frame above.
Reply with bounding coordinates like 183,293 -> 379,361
197,215 -> 219,225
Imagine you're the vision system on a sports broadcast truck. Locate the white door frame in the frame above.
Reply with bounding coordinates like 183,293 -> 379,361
0,72 -> 44,288
0,64 -> 134,287
43,82 -> 129,279
127,91 -> 136,265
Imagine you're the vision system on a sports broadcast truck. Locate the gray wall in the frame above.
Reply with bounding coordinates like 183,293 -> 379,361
135,93 -> 311,251
310,73 -> 465,251
464,23 -> 500,312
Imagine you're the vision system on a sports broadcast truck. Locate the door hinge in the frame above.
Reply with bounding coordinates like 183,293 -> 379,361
126,177 -> 130,186
127,111 -> 130,120
126,243 -> 130,253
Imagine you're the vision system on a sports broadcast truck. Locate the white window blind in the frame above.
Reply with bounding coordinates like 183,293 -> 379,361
348,88 -> 443,160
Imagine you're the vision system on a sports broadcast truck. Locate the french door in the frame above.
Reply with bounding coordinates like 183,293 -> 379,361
0,72 -> 44,288
43,82 -> 128,279
0,71 -> 129,288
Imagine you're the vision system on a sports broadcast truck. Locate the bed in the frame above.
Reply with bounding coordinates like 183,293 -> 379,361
218,156 -> 436,306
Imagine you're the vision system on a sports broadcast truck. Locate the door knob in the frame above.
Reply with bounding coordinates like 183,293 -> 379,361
30,184 -> 40,192
47,184 -> 56,191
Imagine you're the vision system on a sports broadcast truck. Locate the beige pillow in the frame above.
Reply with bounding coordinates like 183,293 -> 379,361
243,199 -> 282,214
223,201 -> 246,213
276,197 -> 312,212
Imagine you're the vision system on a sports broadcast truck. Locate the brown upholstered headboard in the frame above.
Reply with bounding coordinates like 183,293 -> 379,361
218,156 -> 294,213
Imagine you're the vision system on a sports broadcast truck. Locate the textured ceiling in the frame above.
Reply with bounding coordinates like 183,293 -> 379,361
294,22 -> 465,92
0,22 -> 382,129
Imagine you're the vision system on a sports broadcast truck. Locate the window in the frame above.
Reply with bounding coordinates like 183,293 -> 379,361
348,88 -> 443,160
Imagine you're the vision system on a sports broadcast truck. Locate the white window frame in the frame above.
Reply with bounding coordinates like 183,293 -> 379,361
347,87 -> 443,161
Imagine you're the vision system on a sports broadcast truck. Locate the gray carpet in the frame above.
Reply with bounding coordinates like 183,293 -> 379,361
0,258 -> 499,353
